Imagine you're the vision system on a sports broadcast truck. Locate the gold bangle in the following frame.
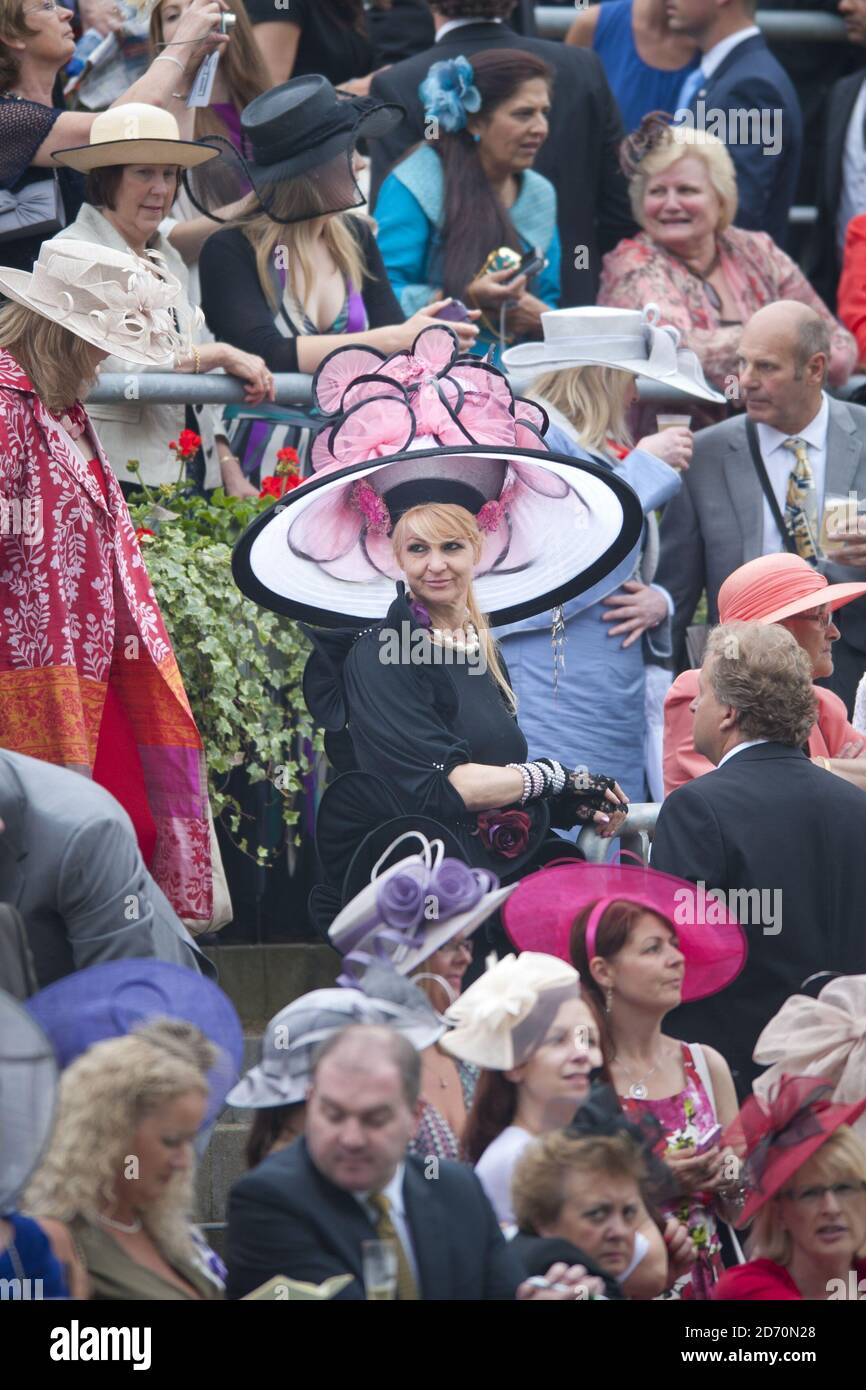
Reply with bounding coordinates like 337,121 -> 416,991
192,345 -> 201,374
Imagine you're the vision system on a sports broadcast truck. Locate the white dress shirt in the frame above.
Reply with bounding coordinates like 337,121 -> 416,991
754,393 -> 829,555
436,16 -> 503,42
717,738 -> 770,770
699,26 -> 761,81
838,76 -> 866,261
354,1162 -> 421,1290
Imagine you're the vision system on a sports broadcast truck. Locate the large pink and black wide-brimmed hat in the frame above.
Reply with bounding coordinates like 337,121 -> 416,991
232,325 -> 644,627
502,862 -> 747,1003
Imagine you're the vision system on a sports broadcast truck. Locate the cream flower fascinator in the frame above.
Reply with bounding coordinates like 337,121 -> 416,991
440,952 -> 580,1070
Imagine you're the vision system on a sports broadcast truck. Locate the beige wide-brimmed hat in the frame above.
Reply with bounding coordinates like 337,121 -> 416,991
502,303 -> 725,404
52,103 -> 219,172
0,237 -> 185,367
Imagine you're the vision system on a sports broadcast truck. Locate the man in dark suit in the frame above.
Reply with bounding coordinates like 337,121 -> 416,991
368,0 -> 537,66
807,0 -> 866,308
226,1025 -> 600,1300
655,301 -> 866,712
368,0 -> 637,306
652,622 -> 866,1096
666,0 -> 803,247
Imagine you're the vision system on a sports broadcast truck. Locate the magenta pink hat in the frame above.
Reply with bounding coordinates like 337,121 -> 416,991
502,862 -> 747,1003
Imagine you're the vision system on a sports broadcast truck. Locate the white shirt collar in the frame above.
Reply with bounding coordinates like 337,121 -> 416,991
754,392 -> 829,459
437,16 -> 503,41
717,738 -> 770,769
701,26 -> 761,79
354,1161 -> 406,1218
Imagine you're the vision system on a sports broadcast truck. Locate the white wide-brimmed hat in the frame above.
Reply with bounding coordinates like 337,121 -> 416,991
52,103 -> 219,173
232,326 -> 644,628
502,304 -> 725,404
0,237 -> 185,367
328,829 -> 516,978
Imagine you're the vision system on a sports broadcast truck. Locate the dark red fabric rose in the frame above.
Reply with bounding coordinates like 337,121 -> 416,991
472,809 -> 531,860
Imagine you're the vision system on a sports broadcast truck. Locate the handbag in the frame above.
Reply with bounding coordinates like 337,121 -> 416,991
0,172 -> 64,243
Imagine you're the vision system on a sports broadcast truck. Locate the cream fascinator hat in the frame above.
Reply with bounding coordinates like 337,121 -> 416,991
752,975 -> 866,1143
440,952 -> 580,1070
0,238 -> 186,367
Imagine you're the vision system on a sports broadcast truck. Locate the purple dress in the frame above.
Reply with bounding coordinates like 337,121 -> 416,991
621,1042 -> 724,1298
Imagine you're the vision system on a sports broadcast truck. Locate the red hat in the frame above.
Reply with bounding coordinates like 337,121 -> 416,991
501,861 -> 747,1004
723,1074 -> 866,1225
718,553 -> 866,626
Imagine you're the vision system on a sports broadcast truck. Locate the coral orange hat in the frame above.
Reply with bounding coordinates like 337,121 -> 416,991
718,553 -> 866,626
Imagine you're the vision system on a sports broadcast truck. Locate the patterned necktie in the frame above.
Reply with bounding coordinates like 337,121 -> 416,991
782,437 -> 820,564
368,1192 -> 419,1301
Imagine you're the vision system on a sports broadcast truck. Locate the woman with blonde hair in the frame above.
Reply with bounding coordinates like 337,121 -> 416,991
501,303 -> 723,801
715,1078 -> 866,1300
197,75 -> 478,480
233,326 -> 642,916
597,116 -> 856,391
0,237 -> 213,923
26,1019 -> 224,1299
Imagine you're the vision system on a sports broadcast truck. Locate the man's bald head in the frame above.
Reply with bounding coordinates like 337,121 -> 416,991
742,302 -> 831,376
314,1024 -> 421,1107
737,301 -> 830,433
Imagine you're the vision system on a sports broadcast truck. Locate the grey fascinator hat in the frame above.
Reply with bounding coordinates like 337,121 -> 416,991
226,965 -> 445,1109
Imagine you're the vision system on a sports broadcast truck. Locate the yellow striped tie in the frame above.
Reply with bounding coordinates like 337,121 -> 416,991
368,1192 -> 419,1301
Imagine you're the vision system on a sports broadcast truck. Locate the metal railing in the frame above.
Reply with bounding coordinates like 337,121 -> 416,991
535,5 -> 848,42
577,802 -> 660,864
86,371 -> 866,407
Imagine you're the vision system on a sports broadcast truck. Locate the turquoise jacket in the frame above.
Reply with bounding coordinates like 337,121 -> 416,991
374,143 -> 561,359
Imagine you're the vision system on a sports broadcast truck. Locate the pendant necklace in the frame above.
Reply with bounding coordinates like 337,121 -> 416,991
613,1052 -> 663,1101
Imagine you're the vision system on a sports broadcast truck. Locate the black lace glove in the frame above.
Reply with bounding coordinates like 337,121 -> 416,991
548,771 -> 626,831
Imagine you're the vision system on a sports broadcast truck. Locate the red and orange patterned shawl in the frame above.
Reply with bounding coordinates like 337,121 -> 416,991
0,349 -> 212,923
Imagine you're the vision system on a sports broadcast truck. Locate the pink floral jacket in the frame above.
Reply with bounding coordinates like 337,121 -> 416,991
0,350 -> 212,922
598,227 -> 857,391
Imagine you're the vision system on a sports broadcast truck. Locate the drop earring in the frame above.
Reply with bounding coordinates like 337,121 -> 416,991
605,987 -> 613,1015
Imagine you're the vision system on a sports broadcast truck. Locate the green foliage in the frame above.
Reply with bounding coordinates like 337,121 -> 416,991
127,473 -> 322,859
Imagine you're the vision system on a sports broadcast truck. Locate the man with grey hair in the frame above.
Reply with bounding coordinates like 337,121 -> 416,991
653,622 -> 866,1095
226,1024 -> 603,1299
656,299 -> 866,712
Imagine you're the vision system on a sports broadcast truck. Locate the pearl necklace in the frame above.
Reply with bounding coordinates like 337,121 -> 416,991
430,622 -> 480,657
97,1211 -> 143,1235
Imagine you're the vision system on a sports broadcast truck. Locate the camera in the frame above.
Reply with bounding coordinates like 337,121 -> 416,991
219,12 -> 236,33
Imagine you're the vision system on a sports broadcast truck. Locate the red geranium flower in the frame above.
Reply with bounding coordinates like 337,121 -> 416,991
171,428 -> 202,462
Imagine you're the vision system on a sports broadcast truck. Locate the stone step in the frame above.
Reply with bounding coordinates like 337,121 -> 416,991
204,942 -> 340,1029
197,1120 -> 249,1231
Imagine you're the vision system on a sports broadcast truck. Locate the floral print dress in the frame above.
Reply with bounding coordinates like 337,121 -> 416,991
621,1043 -> 724,1299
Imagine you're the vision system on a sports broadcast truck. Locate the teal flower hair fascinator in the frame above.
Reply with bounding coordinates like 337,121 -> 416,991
419,55 -> 482,134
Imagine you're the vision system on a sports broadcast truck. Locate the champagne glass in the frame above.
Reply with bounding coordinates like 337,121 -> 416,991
655,413 -> 692,432
362,1239 -> 398,1301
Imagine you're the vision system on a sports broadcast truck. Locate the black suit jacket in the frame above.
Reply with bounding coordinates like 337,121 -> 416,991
369,21 -> 636,306
808,68 -> 866,310
651,743 -> 866,1096
684,34 -> 803,249
367,1 -> 537,65
226,1138 -> 524,1300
